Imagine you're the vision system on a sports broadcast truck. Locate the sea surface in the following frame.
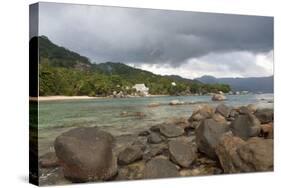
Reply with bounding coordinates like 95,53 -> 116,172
36,94 -> 273,156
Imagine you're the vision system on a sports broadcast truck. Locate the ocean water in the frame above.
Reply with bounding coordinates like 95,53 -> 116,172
36,94 -> 273,155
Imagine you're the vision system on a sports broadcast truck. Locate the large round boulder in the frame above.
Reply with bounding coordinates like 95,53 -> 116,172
189,104 -> 214,122
215,104 -> 231,118
212,94 -> 226,101
118,146 -> 143,165
144,157 -> 179,179
195,119 -> 230,159
237,137 -> 273,171
54,127 -> 117,182
159,124 -> 184,138
168,139 -> 197,168
147,132 -> 163,144
230,113 -> 261,140
254,109 -> 273,124
215,135 -> 273,173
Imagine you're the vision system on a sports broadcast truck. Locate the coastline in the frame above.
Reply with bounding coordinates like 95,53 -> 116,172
30,95 -> 169,101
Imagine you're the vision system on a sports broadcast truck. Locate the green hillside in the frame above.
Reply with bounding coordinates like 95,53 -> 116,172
37,36 -> 230,96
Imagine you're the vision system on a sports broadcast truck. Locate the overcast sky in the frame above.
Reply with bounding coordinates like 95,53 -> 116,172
37,2 -> 273,79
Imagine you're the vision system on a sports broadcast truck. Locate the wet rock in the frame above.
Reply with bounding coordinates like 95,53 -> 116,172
118,146 -> 143,165
254,109 -> 273,124
134,112 -> 146,118
215,135 -> 273,173
230,113 -> 261,140
39,152 -> 59,168
229,109 -> 239,118
150,125 -> 161,132
148,103 -> 161,107
138,130 -> 150,137
54,127 -> 117,182
215,104 -> 231,118
189,104 -> 214,122
144,158 -> 179,179
168,139 -> 197,168
260,123 -> 273,139
212,94 -> 226,101
147,132 -> 163,144
143,145 -> 167,161
115,160 -> 145,180
169,100 -> 185,105
166,117 -> 189,127
196,119 -> 230,159
159,124 -> 184,138
131,139 -> 147,151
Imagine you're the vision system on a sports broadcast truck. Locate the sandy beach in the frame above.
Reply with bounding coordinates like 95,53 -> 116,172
30,96 -> 102,101
30,95 -> 169,101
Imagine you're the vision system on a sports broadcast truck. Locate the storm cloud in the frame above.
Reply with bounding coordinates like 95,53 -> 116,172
38,2 -> 273,78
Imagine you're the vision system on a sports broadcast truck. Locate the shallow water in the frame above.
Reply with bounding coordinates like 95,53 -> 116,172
36,94 -> 273,155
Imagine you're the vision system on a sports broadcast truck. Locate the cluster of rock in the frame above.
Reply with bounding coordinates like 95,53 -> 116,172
39,103 -> 273,184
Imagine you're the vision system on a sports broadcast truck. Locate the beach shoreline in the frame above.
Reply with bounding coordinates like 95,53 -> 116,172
30,95 -> 169,101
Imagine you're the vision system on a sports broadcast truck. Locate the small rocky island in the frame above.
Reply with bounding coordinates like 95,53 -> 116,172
39,103 -> 273,185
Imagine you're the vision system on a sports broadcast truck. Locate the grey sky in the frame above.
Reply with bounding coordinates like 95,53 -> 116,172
37,2 -> 274,78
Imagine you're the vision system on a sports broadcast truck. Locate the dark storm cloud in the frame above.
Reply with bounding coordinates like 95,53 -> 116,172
38,2 -> 273,66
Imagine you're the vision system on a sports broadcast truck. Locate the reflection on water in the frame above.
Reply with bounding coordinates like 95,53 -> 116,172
37,94 -> 273,155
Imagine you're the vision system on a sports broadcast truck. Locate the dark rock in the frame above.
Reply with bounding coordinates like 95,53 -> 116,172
144,158 -> 179,179
168,139 -> 197,168
229,109 -> 239,118
254,109 -> 273,124
215,104 -> 231,118
132,139 -> 147,151
138,130 -> 150,137
118,146 -> 143,165
216,135 -> 273,173
148,103 -> 161,107
39,152 -> 59,168
230,113 -> 261,140
143,145 -> 167,161
54,127 -> 117,182
147,132 -> 163,144
159,124 -> 184,138
260,123 -> 273,139
150,125 -> 161,132
196,119 -> 230,159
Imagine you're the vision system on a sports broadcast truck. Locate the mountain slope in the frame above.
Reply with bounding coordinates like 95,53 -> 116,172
36,36 -> 231,96
197,75 -> 273,93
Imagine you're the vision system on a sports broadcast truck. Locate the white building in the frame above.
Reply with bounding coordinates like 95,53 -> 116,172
132,84 -> 149,96
171,82 -> 176,86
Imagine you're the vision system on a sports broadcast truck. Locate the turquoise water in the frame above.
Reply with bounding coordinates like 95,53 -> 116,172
37,94 -> 273,155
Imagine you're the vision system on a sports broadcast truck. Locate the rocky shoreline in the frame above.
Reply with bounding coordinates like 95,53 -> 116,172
39,103 -> 273,185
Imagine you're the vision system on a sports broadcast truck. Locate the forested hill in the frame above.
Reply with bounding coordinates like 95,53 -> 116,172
37,36 -> 231,96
